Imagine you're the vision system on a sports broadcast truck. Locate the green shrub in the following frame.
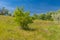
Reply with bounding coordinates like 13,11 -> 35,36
14,7 -> 33,30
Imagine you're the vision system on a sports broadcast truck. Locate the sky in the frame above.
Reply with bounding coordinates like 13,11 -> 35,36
0,0 -> 60,15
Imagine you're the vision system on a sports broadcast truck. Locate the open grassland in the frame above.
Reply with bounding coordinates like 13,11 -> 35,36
0,15 -> 60,40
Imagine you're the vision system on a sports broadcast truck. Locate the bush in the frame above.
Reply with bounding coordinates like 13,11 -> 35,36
14,7 -> 33,30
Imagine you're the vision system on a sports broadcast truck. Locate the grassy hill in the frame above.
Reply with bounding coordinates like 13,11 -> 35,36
0,15 -> 60,40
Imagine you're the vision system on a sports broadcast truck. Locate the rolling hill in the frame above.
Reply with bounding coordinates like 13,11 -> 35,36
0,15 -> 60,40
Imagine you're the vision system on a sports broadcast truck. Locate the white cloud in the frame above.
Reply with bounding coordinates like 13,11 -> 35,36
0,1 -> 15,12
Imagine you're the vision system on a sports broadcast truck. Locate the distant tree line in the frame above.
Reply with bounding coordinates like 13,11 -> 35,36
0,7 -> 12,16
32,12 -> 53,21
0,7 -> 60,21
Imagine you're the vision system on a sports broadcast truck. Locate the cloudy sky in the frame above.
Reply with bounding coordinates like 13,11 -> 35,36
0,0 -> 60,14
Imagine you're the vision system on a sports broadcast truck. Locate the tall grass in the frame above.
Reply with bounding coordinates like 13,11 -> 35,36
0,15 -> 60,40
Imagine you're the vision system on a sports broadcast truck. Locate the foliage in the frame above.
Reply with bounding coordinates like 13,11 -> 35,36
14,7 -> 33,30
0,7 -> 8,15
32,13 -> 39,20
32,13 -> 53,21
0,7 -> 12,16
0,16 -> 60,40
45,12 -> 53,21
39,13 -> 46,20
0,6 -> 60,40
52,10 -> 60,24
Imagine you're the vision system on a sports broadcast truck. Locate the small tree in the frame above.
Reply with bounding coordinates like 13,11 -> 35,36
39,13 -> 46,20
0,7 -> 9,15
52,11 -> 60,24
32,13 -> 39,20
14,7 -> 33,30
45,12 -> 53,21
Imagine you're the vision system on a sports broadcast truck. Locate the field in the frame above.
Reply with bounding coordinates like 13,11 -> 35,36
0,15 -> 60,40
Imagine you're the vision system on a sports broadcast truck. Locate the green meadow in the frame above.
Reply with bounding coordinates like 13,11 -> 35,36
0,15 -> 60,40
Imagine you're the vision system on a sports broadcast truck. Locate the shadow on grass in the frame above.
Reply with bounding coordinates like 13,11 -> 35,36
21,26 -> 36,31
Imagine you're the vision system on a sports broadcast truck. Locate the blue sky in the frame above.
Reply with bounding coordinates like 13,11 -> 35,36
0,0 -> 60,14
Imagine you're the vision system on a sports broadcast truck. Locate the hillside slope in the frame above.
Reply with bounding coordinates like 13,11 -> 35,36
0,15 -> 60,40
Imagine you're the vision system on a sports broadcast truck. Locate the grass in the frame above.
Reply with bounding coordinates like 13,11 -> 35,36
0,15 -> 60,40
